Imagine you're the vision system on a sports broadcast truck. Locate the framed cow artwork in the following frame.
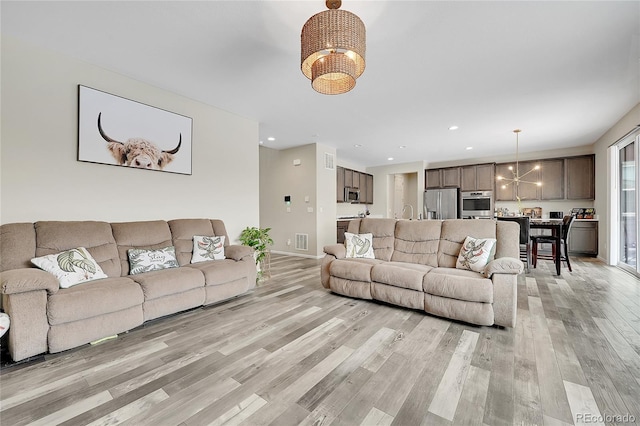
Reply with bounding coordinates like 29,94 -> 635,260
78,85 -> 193,175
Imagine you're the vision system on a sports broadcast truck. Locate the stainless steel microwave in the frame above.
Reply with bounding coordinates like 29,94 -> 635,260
344,187 -> 360,203
461,191 -> 494,218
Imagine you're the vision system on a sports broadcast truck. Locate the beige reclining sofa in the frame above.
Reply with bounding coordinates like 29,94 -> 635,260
321,218 -> 523,327
0,218 -> 256,362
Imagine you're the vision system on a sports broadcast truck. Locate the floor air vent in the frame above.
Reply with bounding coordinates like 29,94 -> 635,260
295,233 -> 309,251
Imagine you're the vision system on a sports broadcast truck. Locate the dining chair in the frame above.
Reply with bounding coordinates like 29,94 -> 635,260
497,216 -> 531,271
530,214 -> 575,272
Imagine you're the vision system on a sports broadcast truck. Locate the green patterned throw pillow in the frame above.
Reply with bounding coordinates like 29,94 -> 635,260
31,247 -> 108,288
344,232 -> 375,259
128,246 -> 179,275
191,235 -> 226,263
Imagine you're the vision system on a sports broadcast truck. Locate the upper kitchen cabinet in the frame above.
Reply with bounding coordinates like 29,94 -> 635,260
461,163 -> 495,191
495,163 -> 515,201
337,166 -> 374,204
425,167 -> 460,189
566,155 -> 595,200
337,166 -> 345,202
495,161 -> 539,201
539,159 -> 564,200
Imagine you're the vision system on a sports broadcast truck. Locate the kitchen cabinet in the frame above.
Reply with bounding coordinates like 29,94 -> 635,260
337,167 -> 374,204
425,167 -> 460,189
566,155 -> 595,200
539,159 -> 564,200
495,163 -> 515,201
337,166 -> 345,202
569,221 -> 598,256
461,164 -> 494,191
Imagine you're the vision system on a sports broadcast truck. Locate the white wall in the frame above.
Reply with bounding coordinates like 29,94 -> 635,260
367,161 -> 427,219
0,37 -> 260,242
260,144 -> 335,258
593,103 -> 640,263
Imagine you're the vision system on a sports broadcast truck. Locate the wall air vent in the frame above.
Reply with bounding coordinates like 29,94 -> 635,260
295,233 -> 309,251
324,152 -> 335,170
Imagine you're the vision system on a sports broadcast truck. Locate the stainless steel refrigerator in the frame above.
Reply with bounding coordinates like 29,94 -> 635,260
424,188 -> 460,219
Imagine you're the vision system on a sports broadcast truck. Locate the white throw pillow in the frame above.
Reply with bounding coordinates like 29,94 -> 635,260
31,247 -> 108,288
344,232 -> 375,259
191,235 -> 226,263
456,236 -> 497,272
128,246 -> 179,275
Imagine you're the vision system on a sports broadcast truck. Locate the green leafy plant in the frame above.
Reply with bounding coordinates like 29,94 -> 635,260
239,227 -> 273,264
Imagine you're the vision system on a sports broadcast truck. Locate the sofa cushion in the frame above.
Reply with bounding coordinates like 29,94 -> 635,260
391,220 -> 441,266
330,258 -> 382,282
371,262 -> 432,291
424,267 -> 493,303
187,259 -> 250,286
344,232 -> 374,259
31,247 -> 108,288
111,221 -> 172,275
437,219 -> 497,268
35,221 -> 121,277
1,223 -> 36,271
351,218 -> 397,261
128,246 -> 180,275
47,277 -> 143,325
191,236 -> 226,263
455,236 -> 496,272
128,266 -> 205,300
168,219 -> 216,266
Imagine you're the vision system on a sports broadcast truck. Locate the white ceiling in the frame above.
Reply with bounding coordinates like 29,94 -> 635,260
2,1 -> 639,167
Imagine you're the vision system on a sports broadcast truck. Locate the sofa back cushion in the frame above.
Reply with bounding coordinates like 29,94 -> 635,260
168,219 -> 217,266
495,220 -> 520,259
111,220 -> 172,276
348,218 -> 396,261
34,221 -> 121,277
438,219 -> 497,268
1,223 -> 37,272
391,220 -> 442,266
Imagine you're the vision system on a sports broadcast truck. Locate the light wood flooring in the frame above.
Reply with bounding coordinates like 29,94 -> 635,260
1,254 -> 640,425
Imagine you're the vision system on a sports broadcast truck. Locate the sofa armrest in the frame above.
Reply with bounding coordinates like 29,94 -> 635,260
225,245 -> 255,262
1,268 -> 59,295
484,257 -> 524,278
324,244 -> 346,259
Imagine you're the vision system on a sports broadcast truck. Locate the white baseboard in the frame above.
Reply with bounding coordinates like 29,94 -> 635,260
271,250 -> 324,260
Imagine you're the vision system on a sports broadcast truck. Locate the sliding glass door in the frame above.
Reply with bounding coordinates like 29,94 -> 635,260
619,140 -> 636,270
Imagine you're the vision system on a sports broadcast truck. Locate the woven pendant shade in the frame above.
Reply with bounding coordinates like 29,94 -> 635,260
301,2 -> 365,95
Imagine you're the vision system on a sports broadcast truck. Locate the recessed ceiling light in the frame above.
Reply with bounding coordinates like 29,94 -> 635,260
267,137 -> 275,141
466,146 -> 473,150
399,145 -> 407,149
449,126 -> 459,131
354,144 -> 362,148
387,157 -> 394,161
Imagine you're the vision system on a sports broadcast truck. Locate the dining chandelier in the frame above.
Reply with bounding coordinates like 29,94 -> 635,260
301,0 -> 366,95
496,129 -> 541,199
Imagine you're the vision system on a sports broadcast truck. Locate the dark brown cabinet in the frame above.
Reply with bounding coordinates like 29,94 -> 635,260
495,154 -> 593,201
461,164 -> 495,191
539,159 -> 564,200
566,155 -> 595,200
337,167 -> 374,204
425,167 -> 460,189
337,166 -> 345,202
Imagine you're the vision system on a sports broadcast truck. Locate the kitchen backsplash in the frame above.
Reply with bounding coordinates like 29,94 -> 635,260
495,200 -> 594,219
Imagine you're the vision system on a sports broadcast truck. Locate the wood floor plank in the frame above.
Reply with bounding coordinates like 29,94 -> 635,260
563,380 -> 605,426
2,254 -> 640,426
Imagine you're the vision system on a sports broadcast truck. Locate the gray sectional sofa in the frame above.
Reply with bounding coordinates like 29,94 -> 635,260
321,218 -> 523,327
0,219 -> 256,362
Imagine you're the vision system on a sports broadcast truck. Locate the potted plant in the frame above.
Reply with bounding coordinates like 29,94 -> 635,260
239,226 -> 273,281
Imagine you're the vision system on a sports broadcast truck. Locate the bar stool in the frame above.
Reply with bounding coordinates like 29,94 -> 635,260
531,215 -> 575,272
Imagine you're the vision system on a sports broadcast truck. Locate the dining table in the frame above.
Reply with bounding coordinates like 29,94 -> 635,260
529,218 -> 564,276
